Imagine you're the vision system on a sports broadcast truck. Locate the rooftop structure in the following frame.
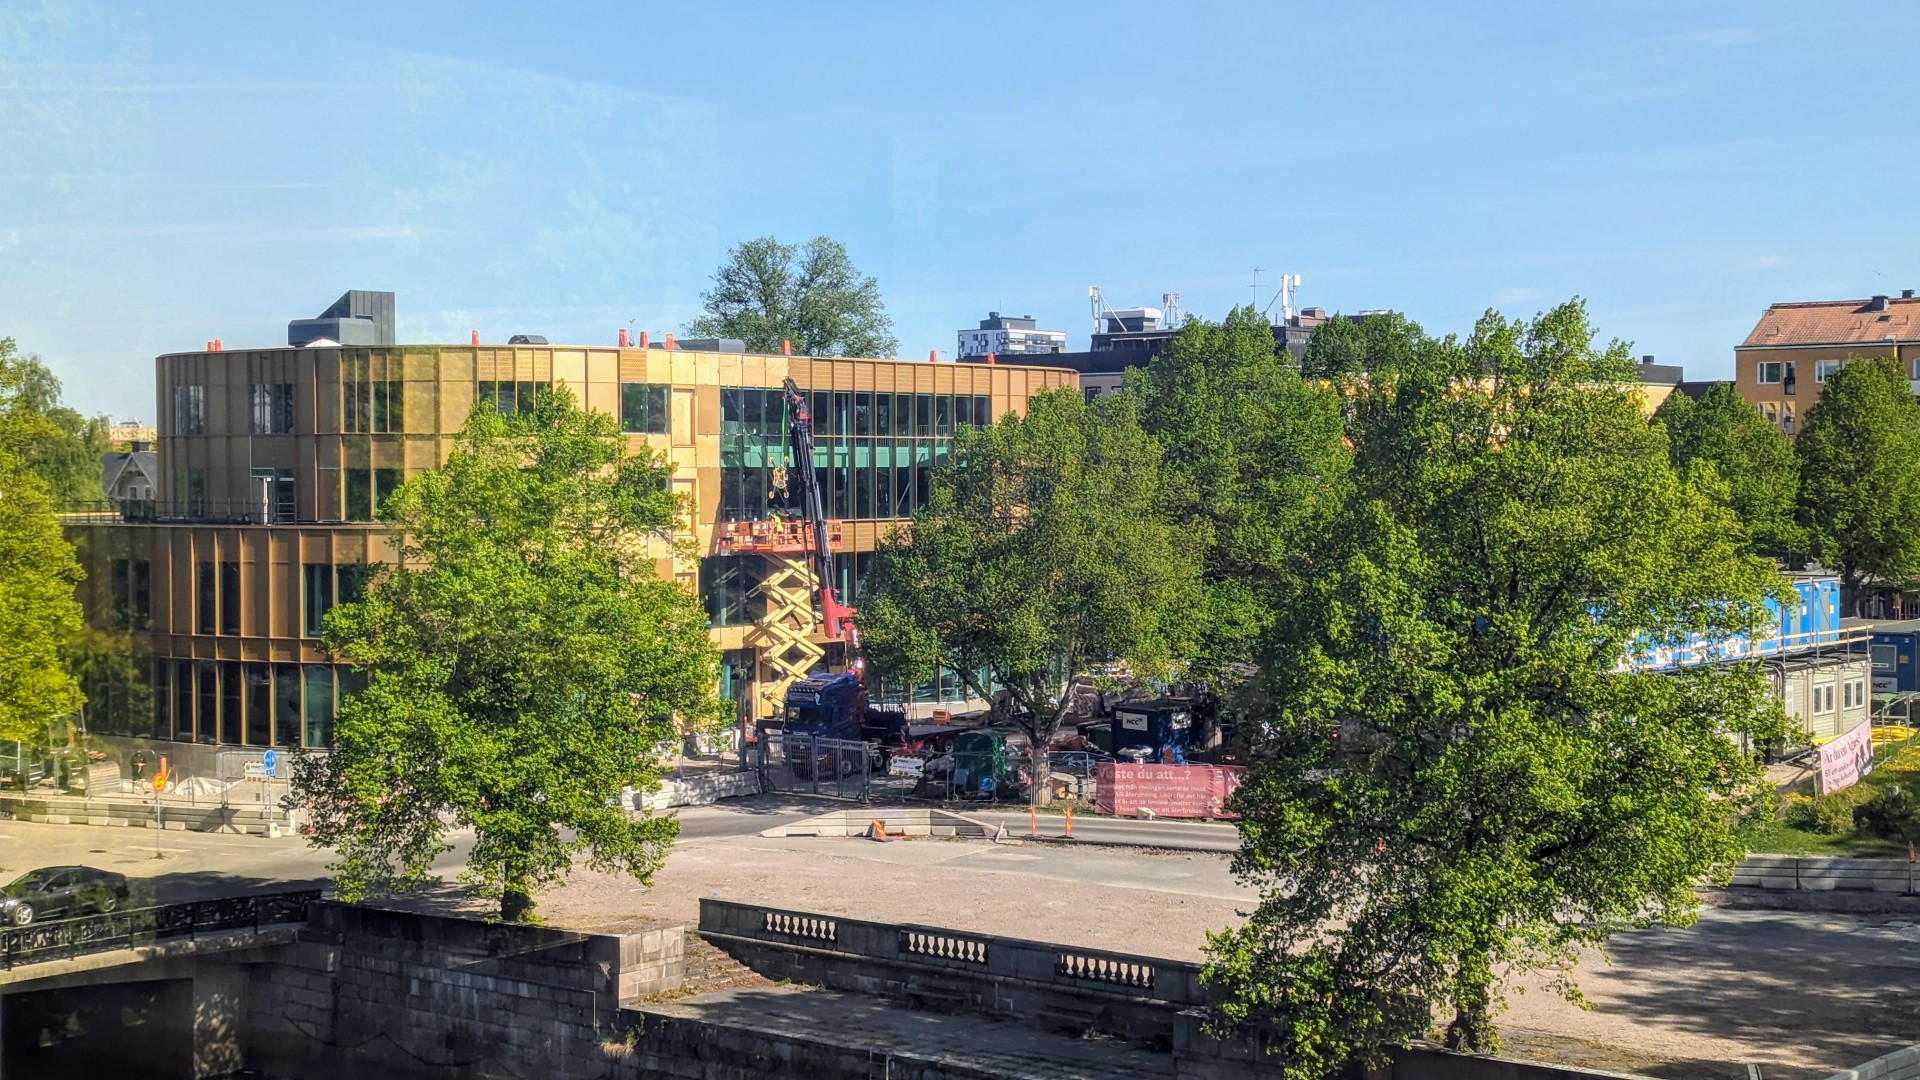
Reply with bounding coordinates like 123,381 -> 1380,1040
956,313 -> 1066,358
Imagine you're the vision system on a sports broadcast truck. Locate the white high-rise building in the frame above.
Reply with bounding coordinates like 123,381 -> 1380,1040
957,312 -> 1067,358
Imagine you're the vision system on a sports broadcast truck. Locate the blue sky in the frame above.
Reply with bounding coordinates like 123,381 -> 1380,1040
3,0 -> 1915,420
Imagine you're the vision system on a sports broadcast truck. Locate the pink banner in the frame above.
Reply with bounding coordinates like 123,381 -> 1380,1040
1819,719 -> 1875,795
1095,763 -> 1247,819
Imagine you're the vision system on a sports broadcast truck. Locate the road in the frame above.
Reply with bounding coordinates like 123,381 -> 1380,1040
0,794 -> 832,905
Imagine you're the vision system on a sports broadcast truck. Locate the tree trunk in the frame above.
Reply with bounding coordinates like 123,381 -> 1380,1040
1442,999 -> 1496,1054
501,886 -> 534,924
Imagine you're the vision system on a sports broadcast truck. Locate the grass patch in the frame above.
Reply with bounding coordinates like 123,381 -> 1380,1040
1745,734 -> 1920,857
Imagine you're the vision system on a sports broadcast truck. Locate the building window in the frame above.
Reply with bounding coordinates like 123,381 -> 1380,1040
477,380 -> 540,415
174,468 -> 207,517
106,559 -> 151,630
718,386 -> 976,524
621,382 -> 670,434
151,660 -> 170,739
303,666 -> 335,748
343,468 -> 403,522
196,661 -> 217,744
1756,362 -> 1783,385
343,355 -> 404,433
1873,643 -> 1899,673
1814,360 -> 1843,384
303,564 -> 334,638
699,555 -> 766,629
219,660 -> 242,744
1844,678 -> 1866,710
196,561 -> 216,635
1812,681 -> 1835,715
337,563 -> 372,605
250,383 -> 295,434
274,664 -> 302,747
246,663 -> 272,746
219,561 -> 241,635
172,384 -> 206,435
174,659 -> 194,741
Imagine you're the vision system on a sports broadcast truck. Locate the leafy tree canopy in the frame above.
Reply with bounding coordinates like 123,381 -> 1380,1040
0,453 -> 85,741
1126,305 -> 1349,676
1794,355 -> 1920,605
0,337 -> 111,506
688,236 -> 899,358
1204,300 -> 1788,1076
1652,383 -> 1802,558
1297,309 -> 1429,380
293,386 -> 721,921
858,389 -> 1201,754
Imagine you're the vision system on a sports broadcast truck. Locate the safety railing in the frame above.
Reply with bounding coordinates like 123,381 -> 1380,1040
0,888 -> 321,969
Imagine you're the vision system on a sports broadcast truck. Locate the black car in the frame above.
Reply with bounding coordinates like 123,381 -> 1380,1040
0,866 -> 131,926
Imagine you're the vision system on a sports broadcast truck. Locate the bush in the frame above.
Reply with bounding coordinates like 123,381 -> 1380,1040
1785,788 -> 1869,835
1855,783 -> 1920,841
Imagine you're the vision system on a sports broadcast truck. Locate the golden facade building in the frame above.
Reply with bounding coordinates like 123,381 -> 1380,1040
68,326 -> 1075,769
1734,291 -> 1920,434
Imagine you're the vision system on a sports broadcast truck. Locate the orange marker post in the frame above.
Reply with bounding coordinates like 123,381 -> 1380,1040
1064,804 -> 1073,839
1029,805 -> 1037,838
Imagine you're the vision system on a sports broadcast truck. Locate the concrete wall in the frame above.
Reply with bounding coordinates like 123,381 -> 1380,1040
0,791 -> 292,835
699,896 -> 1201,1043
1826,1045 -> 1920,1080
245,902 -> 683,1080
1730,855 -> 1920,893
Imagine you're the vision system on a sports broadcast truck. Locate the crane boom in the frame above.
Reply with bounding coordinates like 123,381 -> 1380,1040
779,378 -> 861,655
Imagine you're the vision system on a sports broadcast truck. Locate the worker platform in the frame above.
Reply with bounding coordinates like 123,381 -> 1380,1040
714,517 -> 842,555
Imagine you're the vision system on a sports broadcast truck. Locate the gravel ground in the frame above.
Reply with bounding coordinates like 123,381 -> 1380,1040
522,835 -> 1916,1080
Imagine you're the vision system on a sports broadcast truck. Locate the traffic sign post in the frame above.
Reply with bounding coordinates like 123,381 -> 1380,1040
262,749 -> 278,778
151,756 -> 169,856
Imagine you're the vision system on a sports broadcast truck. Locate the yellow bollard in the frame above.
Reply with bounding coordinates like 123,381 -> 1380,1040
1064,804 -> 1074,839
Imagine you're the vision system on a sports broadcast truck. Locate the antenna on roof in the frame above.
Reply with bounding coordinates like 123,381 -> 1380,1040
1162,292 -> 1181,327
1259,273 -> 1302,322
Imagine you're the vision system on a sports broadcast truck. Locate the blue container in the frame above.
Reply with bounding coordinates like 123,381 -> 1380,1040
1112,699 -> 1194,764
1868,620 -> 1920,694
1626,573 -> 1841,672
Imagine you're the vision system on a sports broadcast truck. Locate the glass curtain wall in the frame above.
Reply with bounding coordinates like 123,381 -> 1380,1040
718,388 -> 989,523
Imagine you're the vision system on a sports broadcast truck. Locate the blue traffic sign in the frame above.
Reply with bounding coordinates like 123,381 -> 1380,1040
262,750 -> 278,777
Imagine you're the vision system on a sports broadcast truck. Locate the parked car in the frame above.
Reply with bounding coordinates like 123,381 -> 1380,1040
0,866 -> 130,925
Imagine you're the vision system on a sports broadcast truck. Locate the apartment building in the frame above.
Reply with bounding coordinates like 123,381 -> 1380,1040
1735,291 -> 1920,434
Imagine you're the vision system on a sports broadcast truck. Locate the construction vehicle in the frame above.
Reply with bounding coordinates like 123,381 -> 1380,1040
764,378 -> 885,776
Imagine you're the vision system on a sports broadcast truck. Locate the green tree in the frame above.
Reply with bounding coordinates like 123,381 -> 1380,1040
1126,305 -> 1349,677
688,236 -> 899,358
1651,383 -> 1802,557
0,453 -> 86,742
1297,309 -> 1428,380
859,389 -> 1200,760
1794,356 -> 1920,609
1204,301 -> 1788,1076
0,338 -> 111,506
292,386 -> 721,921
